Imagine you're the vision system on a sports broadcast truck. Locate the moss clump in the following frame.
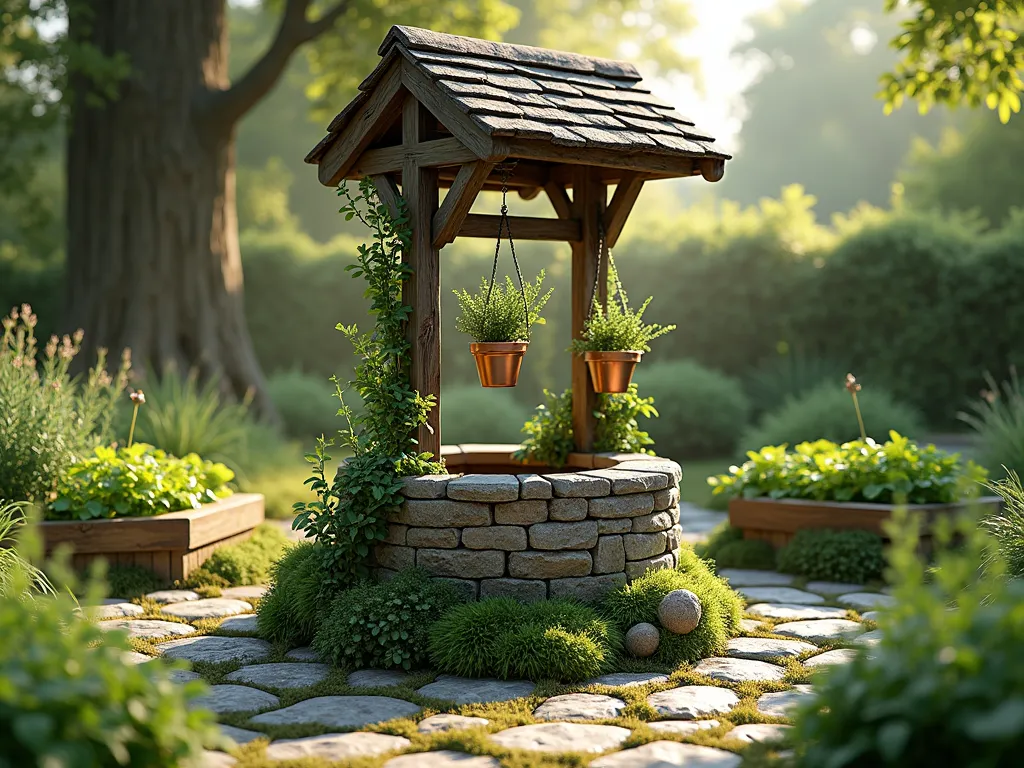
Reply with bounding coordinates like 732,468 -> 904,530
698,524 -> 777,571
201,523 -> 289,586
256,541 -> 325,647
777,528 -> 886,584
104,564 -> 165,598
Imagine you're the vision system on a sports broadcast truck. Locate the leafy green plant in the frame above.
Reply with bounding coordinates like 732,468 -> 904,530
0,502 -> 54,599
314,569 -> 463,671
778,529 -> 886,584
440,386 -> 533,445
48,443 -> 234,520
257,541 -> 328,648
104,564 -> 165,599
595,384 -> 658,455
959,369 -> 1024,477
293,180 -> 444,585
697,523 -> 777,571
0,304 -> 130,504
453,271 -> 553,342
711,431 -> 987,505
514,389 -> 576,467
201,523 -> 289,586
982,469 -> 1024,577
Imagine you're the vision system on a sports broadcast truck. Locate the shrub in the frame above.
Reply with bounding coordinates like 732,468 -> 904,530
698,524 -> 777,571
777,529 -> 886,584
982,470 -> 1024,577
741,381 -> 925,452
959,369 -> 1024,477
105,564 -> 165,599
201,523 -> 289,586
428,597 -> 525,679
314,569 -> 463,670
711,431 -> 987,505
453,271 -> 553,343
267,368 -> 342,442
257,541 -> 326,647
570,261 -> 674,353
0,503 -> 54,599
633,360 -> 751,460
495,624 -> 606,682
440,386 -> 533,445
48,443 -> 234,520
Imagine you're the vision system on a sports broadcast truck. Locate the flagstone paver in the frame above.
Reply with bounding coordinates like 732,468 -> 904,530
158,636 -> 272,664
220,585 -> 268,601
490,723 -> 631,753
226,662 -> 330,689
146,590 -> 200,604
198,750 -> 236,767
263,733 -> 411,761
739,619 -> 764,633
161,598 -> 253,620
191,684 -> 280,714
726,723 -> 792,743
285,646 -> 321,661
533,693 -> 627,721
218,724 -> 265,745
804,649 -> 858,668
738,587 -> 825,605
590,741 -> 741,767
384,751 -> 501,768
90,602 -> 145,619
718,569 -> 794,587
804,581 -> 867,595
854,629 -> 883,646
838,592 -> 897,611
746,603 -> 849,620
773,619 -> 863,644
647,686 -> 740,719
860,611 -> 880,622
417,714 -> 490,733
98,619 -> 197,640
756,685 -> 815,717
692,657 -> 787,683
250,696 -> 421,729
587,672 -> 669,688
218,615 -> 258,634
169,670 -> 202,683
122,651 -> 152,664
416,675 -> 535,704
726,637 -> 817,661
349,669 -> 415,688
647,720 -> 720,736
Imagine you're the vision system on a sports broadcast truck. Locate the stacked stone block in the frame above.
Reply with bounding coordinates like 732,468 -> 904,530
374,459 -> 683,602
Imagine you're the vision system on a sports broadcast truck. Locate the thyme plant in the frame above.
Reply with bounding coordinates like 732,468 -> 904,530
570,262 -> 675,353
453,271 -> 553,343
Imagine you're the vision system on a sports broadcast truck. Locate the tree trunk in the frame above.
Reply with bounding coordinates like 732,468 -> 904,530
65,0 -> 276,419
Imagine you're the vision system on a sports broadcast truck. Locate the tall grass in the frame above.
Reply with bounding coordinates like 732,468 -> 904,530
983,469 -> 1024,577
960,369 -> 1024,477
0,502 -> 55,598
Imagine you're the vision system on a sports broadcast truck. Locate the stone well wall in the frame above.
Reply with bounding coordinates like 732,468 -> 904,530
374,458 -> 683,602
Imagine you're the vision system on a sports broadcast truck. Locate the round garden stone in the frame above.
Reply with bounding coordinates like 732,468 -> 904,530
647,686 -> 740,719
533,693 -> 626,721
218,614 -> 258,634
746,603 -> 849,621
490,723 -> 630,753
659,589 -> 702,634
285,646 -> 320,661
625,622 -> 660,657
226,662 -> 330,689
804,649 -> 859,668
190,684 -> 280,714
854,629 -> 883,647
348,668 -> 414,688
726,724 -> 792,743
804,581 -> 866,595
264,733 -> 411,761
587,672 -> 669,688
90,602 -> 144,619
416,675 -> 534,704
648,720 -> 719,736
250,695 -> 421,729
756,685 -> 815,717
220,585 -> 268,601
218,724 -> 264,745
158,636 -> 272,664
838,592 -> 897,611
692,657 -> 787,683
773,619 -> 863,644
384,751 -> 501,768
718,569 -> 794,587
417,714 -> 490,733
739,587 -> 825,605
161,598 -> 252,620
98,619 -> 196,640
590,741 -> 741,768
146,589 -> 199,604
727,637 -> 817,661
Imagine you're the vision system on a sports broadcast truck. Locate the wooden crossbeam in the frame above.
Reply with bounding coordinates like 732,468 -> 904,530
604,173 -> 644,248
503,138 -> 697,179
544,181 -> 573,220
457,213 -> 581,242
432,161 -> 496,246
349,137 -> 479,178
370,174 -> 403,220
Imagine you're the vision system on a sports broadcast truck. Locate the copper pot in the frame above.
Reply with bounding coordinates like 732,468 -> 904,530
585,350 -> 643,393
471,342 -> 528,387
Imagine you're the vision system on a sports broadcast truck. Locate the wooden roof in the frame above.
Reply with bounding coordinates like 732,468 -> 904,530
306,25 -> 729,175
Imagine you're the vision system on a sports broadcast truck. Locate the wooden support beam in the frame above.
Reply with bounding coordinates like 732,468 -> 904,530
604,173 -> 645,248
370,174 -> 403,220
544,181 -> 573,220
349,137 -> 478,178
518,187 -> 542,201
501,138 -> 698,179
432,161 -> 495,246
457,214 -> 581,242
570,167 -> 607,454
437,160 -> 548,190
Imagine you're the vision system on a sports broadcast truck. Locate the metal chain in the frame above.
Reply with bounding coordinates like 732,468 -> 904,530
485,161 -> 531,341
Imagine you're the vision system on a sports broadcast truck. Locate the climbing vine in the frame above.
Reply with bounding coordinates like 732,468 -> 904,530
293,179 -> 444,585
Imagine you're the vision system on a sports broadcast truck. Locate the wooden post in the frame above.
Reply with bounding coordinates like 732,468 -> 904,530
401,96 -> 442,457
570,167 -> 607,453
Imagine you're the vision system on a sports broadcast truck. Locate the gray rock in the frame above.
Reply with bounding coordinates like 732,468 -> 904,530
738,587 -> 824,605
587,672 -> 669,688
226,662 -> 330,689
161,598 -> 253,620
508,550 -> 592,579
756,685 -> 815,717
589,493 -> 655,519
479,578 -> 547,602
855,629 -> 883,647
376,544 -> 416,571
739,619 -> 764,633
588,468 -> 670,494
727,637 -> 817,660
218,614 -> 258,634
146,590 -> 199,604
533,693 -> 626,721
90,602 -> 144,619
548,497 -> 588,521
399,500 -> 490,528
659,589 -> 702,634
717,569 -> 794,587
548,574 -> 626,602
804,649 -> 859,668
746,603 -> 849,620
384,752 -> 500,768
417,714 -> 490,733
494,500 -> 548,525
613,459 -> 682,486
462,526 -> 527,551
804,581 -> 866,595
416,548 -> 505,578
385,524 -> 408,545
264,733 -> 410,761
489,723 -> 630,753
590,741 -> 740,768
191,684 -> 279,714
98,619 -> 196,640
547,473 -> 612,498
218,724 -> 264,745
349,669 -> 414,688
838,592 -> 897,611
774,619 -> 864,644
647,720 -> 719,736
623,532 -> 668,560
625,553 -> 673,580
592,535 -> 626,574
653,486 -> 680,511
625,622 -> 660,657
251,695 -> 420,728
285,646 -> 320,661
158,636 -> 272,664
416,675 -> 535,705
598,518 -> 633,534
631,511 -> 674,533
861,611 -> 881,622
121,651 -> 153,665
692,657 -> 787,683
170,669 -> 202,683
665,525 -> 682,552
401,474 -> 450,499
196,751 -> 236,768
517,474 -> 553,500
726,724 -> 792,744
647,686 -> 740,719
447,474 -> 519,502
407,527 -> 461,548
529,520 -> 599,550
220,585 -> 268,601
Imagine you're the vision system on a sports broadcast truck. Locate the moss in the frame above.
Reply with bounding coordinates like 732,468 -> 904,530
256,541 -> 326,647
202,523 -> 289,586
104,563 -> 166,598
777,529 -> 885,584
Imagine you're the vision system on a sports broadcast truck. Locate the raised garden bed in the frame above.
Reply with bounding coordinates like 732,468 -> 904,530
41,493 -> 265,580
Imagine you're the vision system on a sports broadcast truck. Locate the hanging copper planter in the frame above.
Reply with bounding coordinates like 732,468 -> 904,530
585,350 -> 642,393
472,342 -> 528,387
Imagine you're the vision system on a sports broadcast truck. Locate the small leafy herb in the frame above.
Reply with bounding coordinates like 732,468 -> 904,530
570,262 -> 675,353
453,271 -> 553,343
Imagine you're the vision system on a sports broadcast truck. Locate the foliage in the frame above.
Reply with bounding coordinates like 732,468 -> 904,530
293,180 -> 443,585
697,523 -> 777,572
104,564 -> 165,600
202,524 -> 290,587
256,541 -> 328,648
744,354 -> 845,419
570,262 -> 675,353
982,470 -> 1024,577
429,597 -> 620,682
741,382 -> 925,453
959,369 -> 1024,476
601,550 -> 743,664
789,507 -> 1024,767
267,368 -> 342,442
633,360 -> 751,460
0,304 -> 129,504
778,529 -> 887,584
0,502 -> 54,599
594,384 -> 658,456
711,432 -> 987,505
440,386 -> 533,445
314,569 -> 464,671
514,389 -> 576,467
48,443 -> 234,521
453,271 -> 553,343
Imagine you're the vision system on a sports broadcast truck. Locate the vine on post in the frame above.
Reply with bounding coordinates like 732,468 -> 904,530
293,179 -> 444,585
